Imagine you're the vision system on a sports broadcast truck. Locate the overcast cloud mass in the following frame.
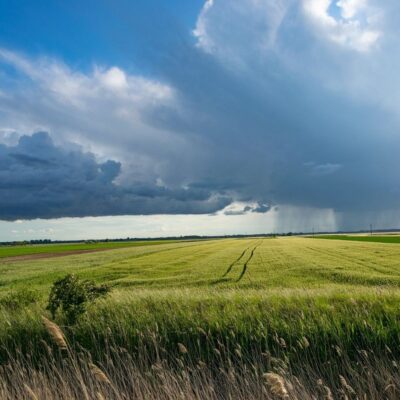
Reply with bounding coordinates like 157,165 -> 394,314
1,0 -> 400,238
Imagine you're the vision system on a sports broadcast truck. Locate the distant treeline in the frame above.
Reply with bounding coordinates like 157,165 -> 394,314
0,232 -> 278,246
2,228 -> 400,246
1,234 -> 281,246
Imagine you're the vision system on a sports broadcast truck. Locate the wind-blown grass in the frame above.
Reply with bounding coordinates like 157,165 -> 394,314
2,292 -> 400,399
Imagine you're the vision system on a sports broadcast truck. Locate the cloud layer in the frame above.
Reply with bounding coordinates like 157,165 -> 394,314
1,0 -> 400,230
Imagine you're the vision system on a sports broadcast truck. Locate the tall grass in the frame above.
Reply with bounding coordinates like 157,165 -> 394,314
2,289 -> 400,398
2,316 -> 400,399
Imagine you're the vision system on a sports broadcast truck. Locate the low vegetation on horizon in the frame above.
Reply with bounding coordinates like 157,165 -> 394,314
2,237 -> 400,398
313,234 -> 400,244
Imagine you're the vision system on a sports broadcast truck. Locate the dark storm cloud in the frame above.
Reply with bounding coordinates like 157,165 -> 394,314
0,132 -> 231,220
130,0 -> 400,217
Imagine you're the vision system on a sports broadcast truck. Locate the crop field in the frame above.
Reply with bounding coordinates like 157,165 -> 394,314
0,239 -> 186,259
2,237 -> 400,398
313,234 -> 400,244
3,236 -> 400,292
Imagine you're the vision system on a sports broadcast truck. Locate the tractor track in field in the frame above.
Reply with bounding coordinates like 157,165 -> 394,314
222,247 -> 250,277
236,241 -> 262,282
220,240 -> 262,282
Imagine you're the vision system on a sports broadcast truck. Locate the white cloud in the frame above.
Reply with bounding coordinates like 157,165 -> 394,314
0,49 -> 173,107
302,0 -> 382,52
337,0 -> 366,19
97,66 -> 128,91
193,0 -> 291,69
194,0 -> 382,61
193,0 -> 215,53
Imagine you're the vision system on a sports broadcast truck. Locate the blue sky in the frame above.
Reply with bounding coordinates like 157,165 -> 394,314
0,1 -> 203,67
1,0 -> 400,240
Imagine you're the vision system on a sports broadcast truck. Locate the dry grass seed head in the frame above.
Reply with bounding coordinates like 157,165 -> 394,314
96,392 -> 106,400
41,316 -> 67,350
178,343 -> 188,354
24,384 -> 39,400
264,372 -> 289,399
89,363 -> 111,385
339,375 -> 356,395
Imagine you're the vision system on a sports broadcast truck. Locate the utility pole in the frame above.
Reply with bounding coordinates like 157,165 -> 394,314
370,224 -> 373,236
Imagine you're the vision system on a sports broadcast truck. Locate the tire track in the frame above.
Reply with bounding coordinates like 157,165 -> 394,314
222,246 -> 250,277
236,241 -> 262,282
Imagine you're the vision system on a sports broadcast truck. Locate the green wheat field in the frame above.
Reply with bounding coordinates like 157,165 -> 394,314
2,236 -> 400,399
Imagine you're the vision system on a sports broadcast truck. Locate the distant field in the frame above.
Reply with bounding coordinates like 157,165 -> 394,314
313,234 -> 400,243
0,239 -> 186,259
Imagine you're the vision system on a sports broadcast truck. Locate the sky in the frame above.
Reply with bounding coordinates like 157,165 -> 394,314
1,0 -> 400,240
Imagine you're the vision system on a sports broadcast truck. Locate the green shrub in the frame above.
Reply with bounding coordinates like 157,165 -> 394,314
47,274 -> 109,324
